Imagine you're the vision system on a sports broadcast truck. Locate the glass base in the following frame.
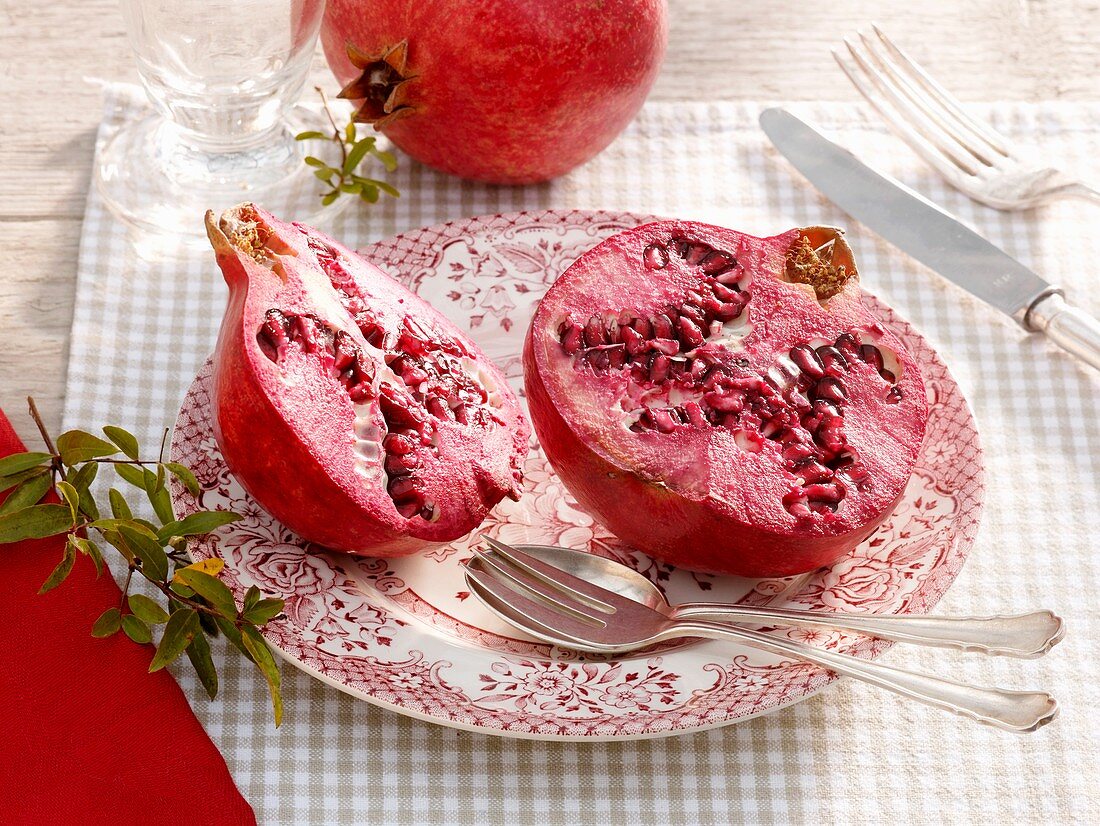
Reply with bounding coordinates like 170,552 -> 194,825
95,106 -> 350,242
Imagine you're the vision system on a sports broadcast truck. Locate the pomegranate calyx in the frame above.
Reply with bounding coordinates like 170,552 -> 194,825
785,227 -> 857,301
339,40 -> 418,126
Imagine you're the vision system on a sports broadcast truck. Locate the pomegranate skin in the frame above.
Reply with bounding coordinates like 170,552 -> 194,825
207,204 -> 529,556
524,221 -> 929,577
321,0 -> 668,184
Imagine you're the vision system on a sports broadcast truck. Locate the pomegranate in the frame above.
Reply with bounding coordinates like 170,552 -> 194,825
320,0 -> 668,184
524,222 -> 929,577
206,204 -> 529,555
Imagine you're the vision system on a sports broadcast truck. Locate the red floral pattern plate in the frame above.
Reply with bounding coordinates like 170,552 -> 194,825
170,210 -> 984,740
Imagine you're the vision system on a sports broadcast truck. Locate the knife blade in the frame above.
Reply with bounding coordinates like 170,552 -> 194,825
759,107 -> 1100,371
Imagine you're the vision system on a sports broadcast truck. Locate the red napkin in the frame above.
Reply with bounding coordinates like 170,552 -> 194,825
0,408 -> 256,826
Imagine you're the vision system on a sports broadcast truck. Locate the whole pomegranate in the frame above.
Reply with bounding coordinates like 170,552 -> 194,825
321,0 -> 668,184
524,221 -> 929,577
206,204 -> 529,555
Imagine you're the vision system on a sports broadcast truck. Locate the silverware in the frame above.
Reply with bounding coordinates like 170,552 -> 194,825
464,539 -> 1060,732
759,107 -> 1100,371
834,25 -> 1100,210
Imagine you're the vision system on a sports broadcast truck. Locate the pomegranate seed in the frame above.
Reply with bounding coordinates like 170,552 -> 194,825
816,345 -> 848,373
814,376 -> 848,404
713,301 -> 744,322
348,382 -> 372,403
631,317 -> 653,338
559,322 -> 583,355
606,346 -> 626,370
383,432 -> 416,454
715,268 -> 745,285
643,242 -> 669,270
679,304 -> 706,326
683,401 -> 707,427
886,386 -> 904,404
859,344 -> 885,372
805,481 -> 843,503
880,369 -> 897,383
425,396 -> 451,419
711,282 -> 739,302
388,476 -> 417,498
394,498 -> 422,518
651,313 -> 674,339
799,462 -> 832,484
782,442 -> 814,462
650,338 -> 680,356
650,355 -> 670,383
700,249 -> 737,275
384,452 -> 421,475
652,409 -> 677,432
789,344 -> 824,378
704,391 -> 743,413
584,315 -> 607,347
586,349 -> 611,371
621,325 -> 646,356
835,333 -> 861,354
678,317 -> 705,348
682,242 -> 713,265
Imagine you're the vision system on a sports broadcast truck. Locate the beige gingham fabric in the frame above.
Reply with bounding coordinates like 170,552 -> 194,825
64,85 -> 1098,825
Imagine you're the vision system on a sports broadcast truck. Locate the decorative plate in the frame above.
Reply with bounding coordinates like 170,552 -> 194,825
170,209 -> 983,740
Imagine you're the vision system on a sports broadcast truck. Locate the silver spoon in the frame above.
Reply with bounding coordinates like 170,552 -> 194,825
488,543 -> 1064,658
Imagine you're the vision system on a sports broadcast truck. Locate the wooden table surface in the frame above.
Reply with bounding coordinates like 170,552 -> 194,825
1,0 -> 1097,444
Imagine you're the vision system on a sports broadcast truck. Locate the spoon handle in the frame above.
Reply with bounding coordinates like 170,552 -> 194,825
659,619 -> 1058,733
668,604 -> 1064,658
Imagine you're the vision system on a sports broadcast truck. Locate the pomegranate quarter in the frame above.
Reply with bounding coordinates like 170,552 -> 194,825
524,221 -> 929,577
207,204 -> 529,556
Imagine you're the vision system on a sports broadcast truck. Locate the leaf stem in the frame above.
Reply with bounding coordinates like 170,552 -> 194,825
317,86 -> 348,170
26,396 -> 55,455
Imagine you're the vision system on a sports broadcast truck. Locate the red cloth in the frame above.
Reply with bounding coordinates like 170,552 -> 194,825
0,409 -> 256,826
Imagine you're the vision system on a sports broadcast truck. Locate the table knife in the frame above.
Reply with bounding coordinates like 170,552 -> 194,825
759,107 -> 1100,371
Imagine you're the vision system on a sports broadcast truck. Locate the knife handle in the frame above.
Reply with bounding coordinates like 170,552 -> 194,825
1025,292 -> 1100,371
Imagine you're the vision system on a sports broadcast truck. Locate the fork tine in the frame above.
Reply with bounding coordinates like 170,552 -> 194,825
840,38 -> 982,177
463,558 -> 607,643
471,550 -> 611,622
871,24 -> 1013,158
482,537 -> 618,611
856,30 -> 1000,169
833,47 -> 977,185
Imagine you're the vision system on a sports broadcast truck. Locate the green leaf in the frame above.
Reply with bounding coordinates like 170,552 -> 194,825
313,168 -> 336,182
345,121 -> 357,143
0,504 -> 74,543
102,426 -> 140,461
129,593 -> 170,624
114,462 -> 146,489
371,148 -> 398,172
164,463 -> 201,496
321,191 -> 340,207
243,597 -> 285,626
92,607 -> 122,637
295,130 -> 327,141
71,535 -> 105,578
359,186 -> 380,204
56,480 -> 80,523
374,180 -> 400,198
38,540 -> 76,593
0,467 -> 48,494
241,624 -> 283,726
0,472 -> 52,516
186,630 -> 219,699
173,569 -> 237,618
120,524 -> 169,581
149,484 -> 174,525
121,614 -> 152,644
56,430 -> 118,465
0,452 -> 52,476
340,181 -> 362,194
149,608 -> 199,671
178,557 -> 226,576
343,137 -> 374,174
159,510 -> 241,542
99,529 -> 133,564
304,155 -> 326,167
244,584 -> 261,612
69,462 -> 100,520
170,580 -> 195,598
109,488 -> 133,520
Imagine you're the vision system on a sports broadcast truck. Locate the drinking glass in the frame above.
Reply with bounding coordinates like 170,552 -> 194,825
96,0 -> 344,237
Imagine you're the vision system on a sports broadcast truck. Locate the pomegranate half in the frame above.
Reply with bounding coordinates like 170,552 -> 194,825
207,204 -> 529,555
321,0 -> 668,184
524,221 -> 929,577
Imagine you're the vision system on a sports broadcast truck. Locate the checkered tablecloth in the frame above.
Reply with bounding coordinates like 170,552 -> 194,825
64,84 -> 1098,824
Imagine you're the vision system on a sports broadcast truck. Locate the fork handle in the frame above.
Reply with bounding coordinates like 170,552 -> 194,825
662,619 -> 1057,733
668,605 -> 1063,658
1025,292 -> 1100,371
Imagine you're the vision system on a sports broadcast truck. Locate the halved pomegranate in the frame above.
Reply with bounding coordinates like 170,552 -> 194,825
524,221 -> 929,577
207,204 -> 529,555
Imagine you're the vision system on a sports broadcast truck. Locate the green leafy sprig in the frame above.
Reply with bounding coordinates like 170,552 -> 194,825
0,399 -> 286,725
298,86 -> 400,207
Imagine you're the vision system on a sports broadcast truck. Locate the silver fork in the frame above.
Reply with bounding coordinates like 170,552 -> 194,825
464,541 -> 1059,733
835,25 -> 1100,210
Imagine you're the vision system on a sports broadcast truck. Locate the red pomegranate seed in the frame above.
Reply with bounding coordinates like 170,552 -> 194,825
650,355 -> 670,383
651,313 -> 674,339
814,376 -> 848,404
643,242 -> 669,270
584,315 -> 607,347
835,333 -> 861,354
652,408 -> 677,432
816,345 -> 848,374
700,249 -> 737,275
559,322 -> 583,355
859,343 -> 885,372
789,344 -> 824,378
631,317 -> 653,338
650,337 -> 680,356
621,325 -> 647,356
